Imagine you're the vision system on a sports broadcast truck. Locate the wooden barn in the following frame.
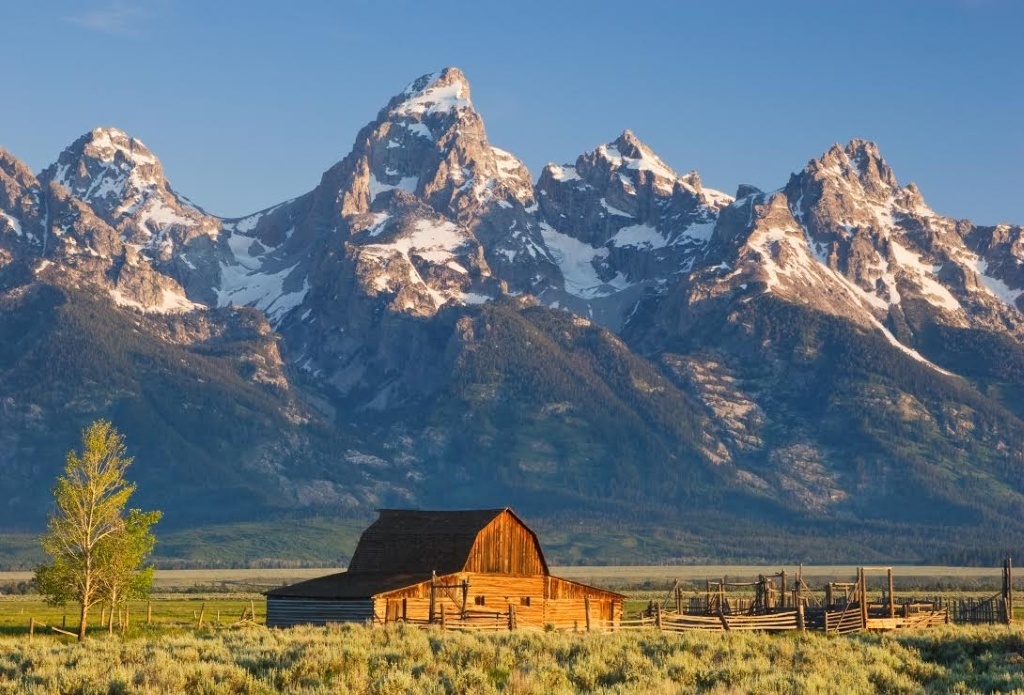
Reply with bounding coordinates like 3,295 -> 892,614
266,508 -> 624,630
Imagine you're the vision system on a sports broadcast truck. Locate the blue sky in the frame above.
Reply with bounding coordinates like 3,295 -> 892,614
2,0 -> 1021,223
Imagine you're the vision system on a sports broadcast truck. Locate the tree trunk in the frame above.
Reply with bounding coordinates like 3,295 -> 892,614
109,590 -> 118,634
78,602 -> 88,642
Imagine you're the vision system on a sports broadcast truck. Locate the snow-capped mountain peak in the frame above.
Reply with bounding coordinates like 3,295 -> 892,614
46,127 -> 164,208
41,127 -> 220,262
598,130 -> 680,187
391,67 -> 472,118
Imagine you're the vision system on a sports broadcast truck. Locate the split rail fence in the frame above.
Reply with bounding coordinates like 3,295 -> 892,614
378,558 -> 1014,636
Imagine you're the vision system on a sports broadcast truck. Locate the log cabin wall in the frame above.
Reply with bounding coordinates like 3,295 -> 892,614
374,573 -> 622,627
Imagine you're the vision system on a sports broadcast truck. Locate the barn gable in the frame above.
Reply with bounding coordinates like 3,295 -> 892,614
346,508 -> 548,576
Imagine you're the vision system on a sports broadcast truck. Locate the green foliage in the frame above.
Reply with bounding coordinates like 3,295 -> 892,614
95,508 -> 162,606
34,421 -> 160,640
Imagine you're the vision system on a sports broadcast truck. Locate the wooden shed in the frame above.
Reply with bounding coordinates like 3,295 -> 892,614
266,508 -> 624,630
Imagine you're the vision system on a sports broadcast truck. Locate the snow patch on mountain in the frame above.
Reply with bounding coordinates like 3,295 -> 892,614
398,122 -> 432,139
868,315 -> 954,376
217,226 -> 308,322
888,242 -> 962,312
111,286 -> 200,314
1,212 -> 24,238
394,72 -> 471,117
597,143 -> 676,186
973,258 -> 1024,306
680,221 -> 716,243
492,148 -> 523,177
540,222 -> 631,298
548,164 -> 581,183
365,218 -> 471,265
369,174 -> 418,202
701,188 -> 735,208
610,224 -> 666,249
600,198 -> 632,218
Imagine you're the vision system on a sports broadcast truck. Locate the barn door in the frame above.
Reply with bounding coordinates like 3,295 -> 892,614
386,599 -> 401,623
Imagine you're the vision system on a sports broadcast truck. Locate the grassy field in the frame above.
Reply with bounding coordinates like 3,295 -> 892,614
0,564 -> 1011,593
0,596 -> 267,638
0,570 -> 1018,693
0,621 -> 1020,693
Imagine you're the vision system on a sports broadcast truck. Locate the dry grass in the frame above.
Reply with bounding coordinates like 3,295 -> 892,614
0,622 -> 1020,693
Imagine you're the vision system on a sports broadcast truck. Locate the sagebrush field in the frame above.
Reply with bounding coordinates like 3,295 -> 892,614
0,622 -> 1022,693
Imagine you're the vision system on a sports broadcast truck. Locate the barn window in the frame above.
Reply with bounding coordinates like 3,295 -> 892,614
520,596 -> 531,606
475,596 -> 486,606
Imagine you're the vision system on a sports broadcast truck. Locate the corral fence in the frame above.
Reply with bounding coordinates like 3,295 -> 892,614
367,560 -> 1014,636
611,559 -> 1014,636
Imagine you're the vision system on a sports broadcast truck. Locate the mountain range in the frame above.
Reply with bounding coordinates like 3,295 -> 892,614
2,67 -> 1023,566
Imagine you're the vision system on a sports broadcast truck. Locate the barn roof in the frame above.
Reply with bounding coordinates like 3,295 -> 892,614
265,571 -> 430,599
266,508 -> 564,601
346,508 -> 547,575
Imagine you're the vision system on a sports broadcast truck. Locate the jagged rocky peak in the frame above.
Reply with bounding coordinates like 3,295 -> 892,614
303,67 -> 557,304
0,147 -> 41,191
537,129 -> 730,247
787,139 -> 905,235
40,127 -> 219,261
0,148 -> 44,245
44,127 -> 163,206
337,67 -> 534,223
601,130 -> 689,190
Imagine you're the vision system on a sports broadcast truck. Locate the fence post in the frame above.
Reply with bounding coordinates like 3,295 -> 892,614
859,568 -> 868,628
29,617 -> 35,641
198,603 -> 205,628
655,604 -> 662,631
429,573 -> 436,624
1005,557 -> 1014,625
585,597 -> 591,632
888,568 -> 895,619
147,601 -> 152,626
797,602 -> 805,631
440,604 -> 446,631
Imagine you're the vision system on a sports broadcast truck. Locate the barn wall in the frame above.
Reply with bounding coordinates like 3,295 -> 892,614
374,573 -> 622,627
547,576 -> 622,601
266,598 -> 373,627
464,511 -> 546,575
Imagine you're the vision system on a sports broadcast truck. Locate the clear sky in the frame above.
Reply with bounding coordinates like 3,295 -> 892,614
2,0 -> 1021,223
